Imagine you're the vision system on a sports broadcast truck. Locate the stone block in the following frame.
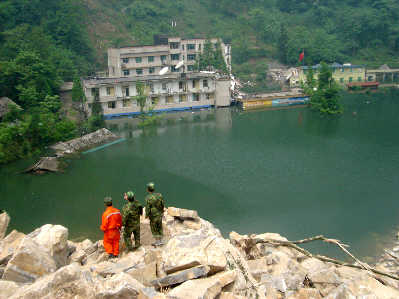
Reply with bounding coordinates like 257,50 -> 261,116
138,287 -> 166,299
151,265 -> 210,288
2,237 -> 57,283
0,211 -> 10,240
28,224 -> 69,268
167,270 -> 236,299
167,207 -> 199,220
127,261 -> 157,286
95,272 -> 145,299
162,232 -> 227,275
0,230 -> 25,265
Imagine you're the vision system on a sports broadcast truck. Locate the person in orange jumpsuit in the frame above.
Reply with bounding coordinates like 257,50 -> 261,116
100,197 -> 122,258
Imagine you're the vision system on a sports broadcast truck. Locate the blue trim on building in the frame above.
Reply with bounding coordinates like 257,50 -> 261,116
103,105 -> 213,119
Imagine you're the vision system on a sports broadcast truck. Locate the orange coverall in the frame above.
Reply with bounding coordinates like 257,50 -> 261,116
100,206 -> 122,256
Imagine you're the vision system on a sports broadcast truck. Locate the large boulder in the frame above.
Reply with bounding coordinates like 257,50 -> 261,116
151,265 -> 210,288
9,263 -> 92,299
167,207 -> 199,220
28,224 -> 69,268
94,272 -> 145,299
127,261 -> 157,286
0,211 -> 10,240
167,270 -> 237,299
0,280 -> 21,298
0,230 -> 25,265
90,250 -> 146,277
162,231 -> 227,275
2,237 -> 57,283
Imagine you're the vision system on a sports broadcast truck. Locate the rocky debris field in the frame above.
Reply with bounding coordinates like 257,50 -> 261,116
1,208 -> 399,299
50,128 -> 118,157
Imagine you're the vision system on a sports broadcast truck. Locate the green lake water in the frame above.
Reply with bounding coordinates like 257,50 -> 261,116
1,90 -> 399,260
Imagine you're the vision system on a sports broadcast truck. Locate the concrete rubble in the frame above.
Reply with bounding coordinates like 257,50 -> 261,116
50,128 -> 118,157
0,208 -> 399,298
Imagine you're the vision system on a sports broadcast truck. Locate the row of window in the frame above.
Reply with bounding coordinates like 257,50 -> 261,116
122,54 -> 197,64
170,42 -> 200,51
102,93 -> 214,109
339,77 -> 363,83
123,64 -> 195,76
99,79 -> 210,97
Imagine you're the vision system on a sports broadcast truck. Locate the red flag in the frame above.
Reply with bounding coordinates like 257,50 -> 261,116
299,51 -> 304,62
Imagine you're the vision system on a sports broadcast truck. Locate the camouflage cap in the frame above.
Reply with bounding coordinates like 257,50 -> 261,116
147,182 -> 155,189
126,191 -> 135,199
104,197 -> 112,204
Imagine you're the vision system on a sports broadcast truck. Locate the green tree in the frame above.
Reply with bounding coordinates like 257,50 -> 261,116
307,63 -> 343,115
278,23 -> 288,64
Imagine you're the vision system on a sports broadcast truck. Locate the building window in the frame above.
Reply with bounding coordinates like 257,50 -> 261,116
192,93 -> 200,101
136,69 -> 143,75
199,44 -> 201,50
349,77 -> 353,82
149,67 -> 155,74
340,78 -> 344,83
123,69 -> 130,76
187,54 -> 196,61
123,99 -> 130,107
203,80 -> 208,88
206,93 -> 211,100
148,56 -> 154,62
192,80 -> 199,88
171,54 -> 180,61
161,55 -> 167,61
122,58 -> 129,64
149,83 -> 154,93
187,65 -> 194,71
135,57 -> 142,63
179,81 -> 183,90
368,76 -> 373,81
106,87 -> 114,96
167,95 -> 174,103
151,97 -> 158,105
124,87 -> 129,97
170,42 -> 179,49
162,83 -> 167,90
107,101 -> 116,109
357,77 -> 362,82
171,65 -> 179,72
182,45 -> 184,50
341,68 -> 344,72
187,44 -> 195,50
88,103 -> 92,109
91,88 -> 99,96
179,95 -> 187,102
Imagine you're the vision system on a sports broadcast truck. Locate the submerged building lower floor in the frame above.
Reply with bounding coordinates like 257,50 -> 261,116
83,72 -> 231,119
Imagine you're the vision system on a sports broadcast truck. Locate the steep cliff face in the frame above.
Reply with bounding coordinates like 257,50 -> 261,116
1,208 -> 399,298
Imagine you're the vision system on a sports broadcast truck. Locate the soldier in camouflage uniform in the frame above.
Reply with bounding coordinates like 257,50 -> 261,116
122,191 -> 143,251
145,182 -> 165,246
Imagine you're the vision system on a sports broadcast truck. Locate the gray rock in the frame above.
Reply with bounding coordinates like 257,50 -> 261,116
28,224 -> 69,268
0,211 -> 10,240
167,207 -> 199,220
127,261 -> 157,286
151,265 -> 210,288
138,287 -> 166,299
95,272 -> 145,299
0,280 -> 21,298
167,270 -> 236,299
162,232 -> 227,275
2,237 -> 57,283
0,230 -> 25,265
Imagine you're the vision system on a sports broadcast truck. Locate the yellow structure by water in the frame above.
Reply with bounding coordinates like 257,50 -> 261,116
291,63 -> 366,87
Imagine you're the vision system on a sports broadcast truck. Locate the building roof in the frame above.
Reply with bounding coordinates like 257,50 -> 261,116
347,81 -> 379,87
302,63 -> 364,70
0,97 -> 21,118
379,64 -> 391,70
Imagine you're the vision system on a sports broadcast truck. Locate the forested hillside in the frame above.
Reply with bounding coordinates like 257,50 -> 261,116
0,0 -> 399,163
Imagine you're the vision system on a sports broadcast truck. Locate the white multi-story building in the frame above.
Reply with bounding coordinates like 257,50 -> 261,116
83,36 -> 232,119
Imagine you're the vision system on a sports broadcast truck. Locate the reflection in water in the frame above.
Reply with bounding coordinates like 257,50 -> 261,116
106,108 -> 232,139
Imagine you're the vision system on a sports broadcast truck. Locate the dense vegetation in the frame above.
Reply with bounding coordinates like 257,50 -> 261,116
0,0 -> 96,164
93,0 -> 399,86
1,0 -> 398,163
